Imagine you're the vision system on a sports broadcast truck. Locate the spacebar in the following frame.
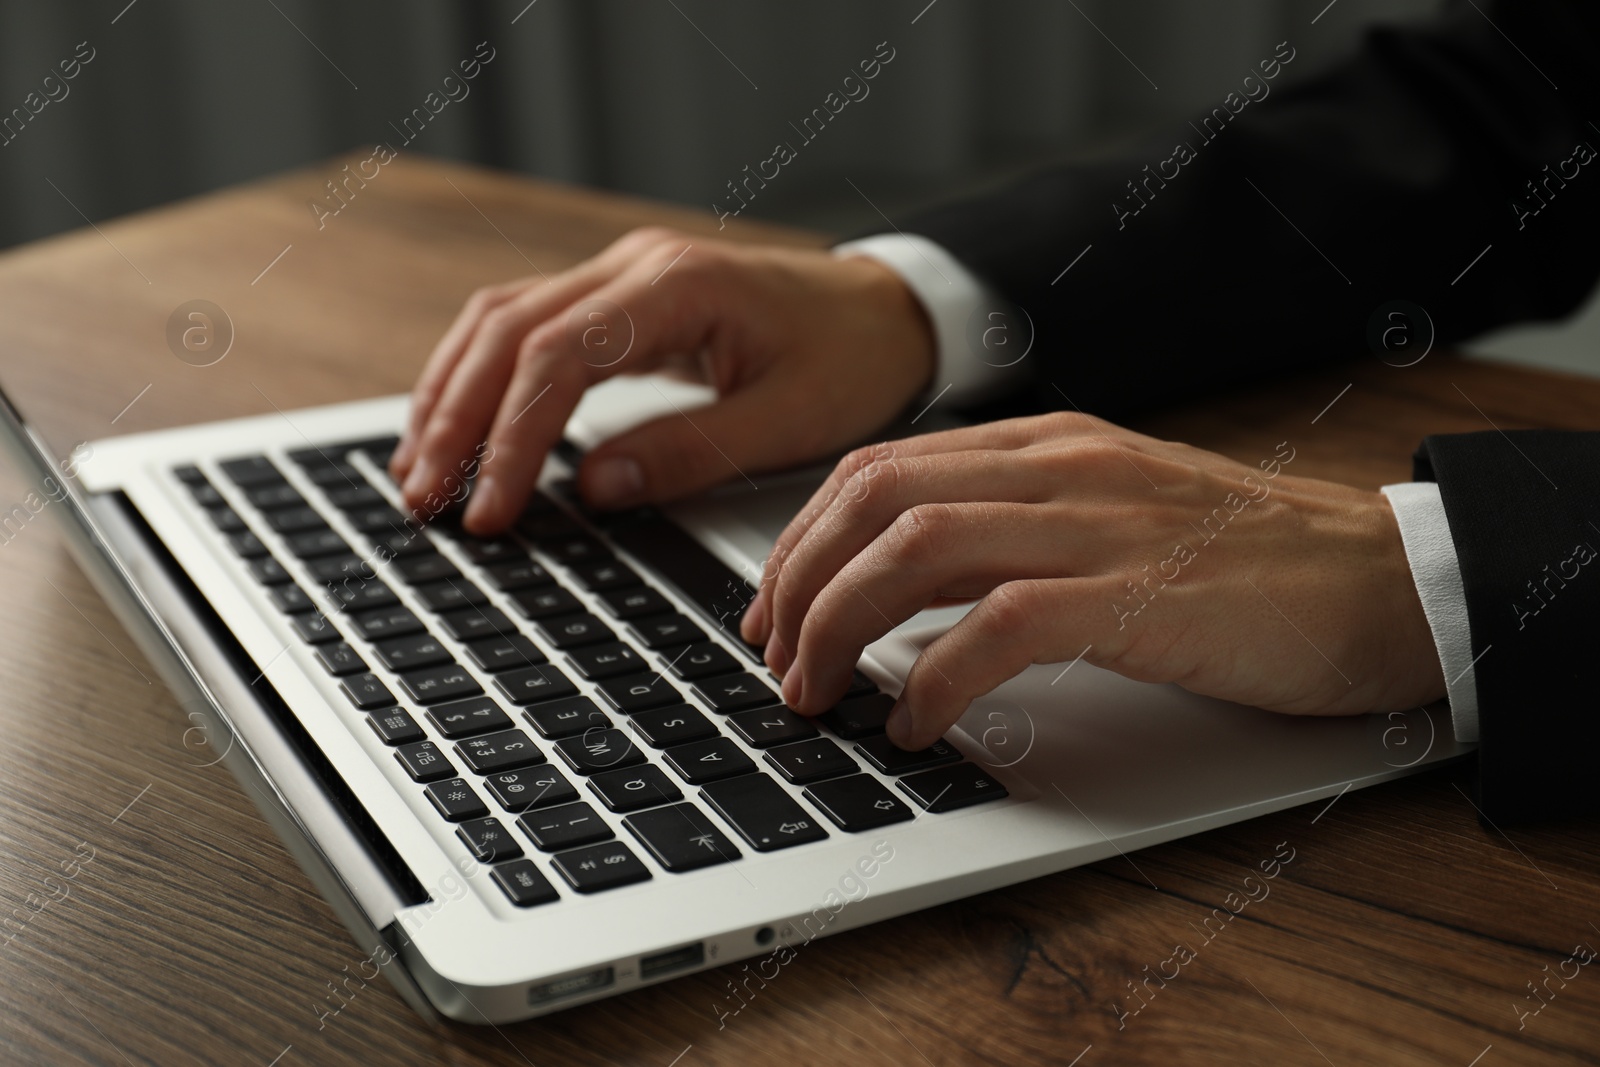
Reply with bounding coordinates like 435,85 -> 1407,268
601,508 -> 762,661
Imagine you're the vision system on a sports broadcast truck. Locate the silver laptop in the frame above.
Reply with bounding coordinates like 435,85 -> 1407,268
0,374 -> 1469,1023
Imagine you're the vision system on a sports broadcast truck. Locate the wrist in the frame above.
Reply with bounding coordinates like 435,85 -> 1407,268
838,252 -> 937,396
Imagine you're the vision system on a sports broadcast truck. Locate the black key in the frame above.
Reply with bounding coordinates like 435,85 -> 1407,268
396,740 -> 455,782
264,507 -> 326,535
398,664 -> 483,705
803,774 -> 916,832
345,506 -> 411,534
267,584 -> 315,614
495,663 -> 579,706
463,633 -> 546,673
456,816 -> 523,863
340,672 -> 395,711
207,506 -> 247,533
388,552 -> 460,584
700,775 -> 828,852
367,708 -> 426,745
289,612 -> 340,644
587,765 -> 682,813
454,729 -> 544,773
412,579 -> 487,613
898,763 -> 1009,812
172,464 -> 208,485
368,529 -> 433,558
661,737 -> 756,784
425,778 -> 488,822
485,766 -> 578,812
426,696 -> 512,738
305,554 -> 376,584
764,737 -> 857,784
515,508 -> 581,542
565,642 -> 647,680
454,537 -> 522,565
602,513 -> 762,659
285,528 -> 351,558
480,559 -> 554,592
187,481 -> 226,508
351,605 -> 426,641
539,534 -> 607,566
550,841 -> 651,894
596,586 -> 671,620
510,587 -> 583,620
534,613 -> 614,649
626,704 -> 717,748
305,462 -> 363,488
327,579 -> 401,613
491,859 -> 559,907
372,632 -> 453,673
227,531 -> 270,559
554,728 -> 645,775
523,696 -> 611,740
219,455 -> 281,487
518,802 -> 613,852
628,614 -> 707,652
569,559 -> 642,592
435,605 -> 518,642
845,669 -> 880,697
692,673 -> 780,714
246,483 -> 306,510
854,735 -> 963,775
623,803 -> 741,872
247,557 -> 292,585
727,707 -> 819,748
595,673 -> 681,714
818,693 -> 895,740
324,484 -> 385,511
661,641 -> 741,680
314,642 -> 367,677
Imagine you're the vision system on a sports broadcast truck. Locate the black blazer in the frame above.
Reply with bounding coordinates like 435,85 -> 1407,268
898,0 -> 1600,820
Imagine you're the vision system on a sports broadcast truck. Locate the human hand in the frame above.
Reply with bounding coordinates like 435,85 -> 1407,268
738,412 -> 1447,750
389,227 -> 936,534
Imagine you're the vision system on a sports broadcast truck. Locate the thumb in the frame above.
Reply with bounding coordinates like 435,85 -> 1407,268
577,381 -> 794,508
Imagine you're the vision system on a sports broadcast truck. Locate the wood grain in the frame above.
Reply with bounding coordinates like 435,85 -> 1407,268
0,152 -> 1595,1067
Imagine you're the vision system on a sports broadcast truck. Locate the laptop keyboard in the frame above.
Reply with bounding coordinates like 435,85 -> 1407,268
170,437 -> 1007,908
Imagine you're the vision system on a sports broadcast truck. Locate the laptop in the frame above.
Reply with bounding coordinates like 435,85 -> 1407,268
0,373 -> 1469,1023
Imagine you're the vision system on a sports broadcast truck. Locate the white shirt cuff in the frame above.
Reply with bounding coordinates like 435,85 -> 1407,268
833,233 -> 1014,408
1381,482 -> 1479,742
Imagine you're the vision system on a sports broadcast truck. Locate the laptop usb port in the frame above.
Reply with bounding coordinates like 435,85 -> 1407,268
639,943 -> 704,980
528,967 -> 613,1006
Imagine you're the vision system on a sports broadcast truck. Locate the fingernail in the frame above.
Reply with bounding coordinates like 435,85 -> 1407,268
741,592 -> 767,643
782,664 -> 805,709
401,459 -> 433,505
587,457 -> 644,508
464,475 -> 501,532
390,435 -> 414,474
886,699 -> 914,748
764,633 -> 791,676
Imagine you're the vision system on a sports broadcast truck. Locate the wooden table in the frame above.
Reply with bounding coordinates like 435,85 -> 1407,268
0,153 -> 1595,1067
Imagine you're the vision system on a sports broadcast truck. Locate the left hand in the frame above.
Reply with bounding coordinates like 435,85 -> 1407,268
738,412 -> 1447,750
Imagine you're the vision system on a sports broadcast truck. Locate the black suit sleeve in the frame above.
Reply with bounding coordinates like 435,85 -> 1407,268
1414,433 -> 1600,822
898,0 -> 1600,420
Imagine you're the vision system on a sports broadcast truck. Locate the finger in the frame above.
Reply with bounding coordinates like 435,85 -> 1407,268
392,280 -> 523,478
786,502 -> 1096,713
398,226 -> 685,505
463,241 -> 740,532
748,419 -> 1049,645
889,577 -> 1125,749
577,374 -> 821,509
400,255 -> 635,515
765,450 -> 1057,675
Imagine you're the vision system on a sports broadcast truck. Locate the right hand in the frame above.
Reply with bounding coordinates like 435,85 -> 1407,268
389,226 -> 937,535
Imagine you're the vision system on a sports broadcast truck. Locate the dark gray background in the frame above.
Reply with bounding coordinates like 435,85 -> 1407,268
1,0 -> 1591,374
